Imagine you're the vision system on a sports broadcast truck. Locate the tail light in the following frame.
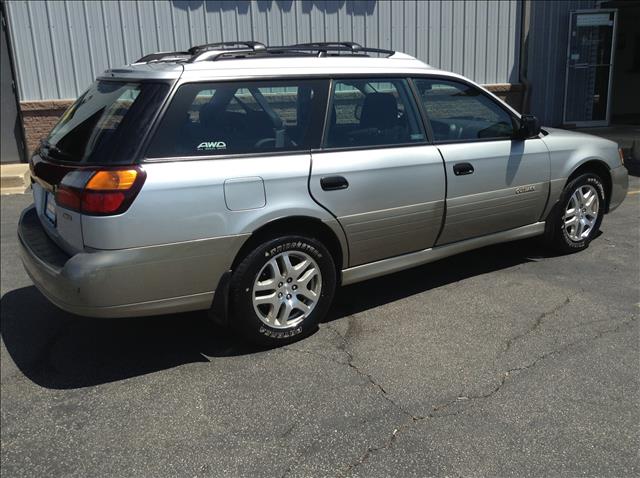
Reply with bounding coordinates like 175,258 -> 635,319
55,167 -> 146,216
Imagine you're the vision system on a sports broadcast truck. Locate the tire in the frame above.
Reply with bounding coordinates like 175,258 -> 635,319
229,235 -> 336,346
544,172 -> 606,254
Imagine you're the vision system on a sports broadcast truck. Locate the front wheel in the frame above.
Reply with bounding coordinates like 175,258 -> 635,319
229,235 -> 336,346
544,173 -> 606,253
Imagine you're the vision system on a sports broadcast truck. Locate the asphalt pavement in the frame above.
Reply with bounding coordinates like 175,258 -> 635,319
1,177 -> 639,477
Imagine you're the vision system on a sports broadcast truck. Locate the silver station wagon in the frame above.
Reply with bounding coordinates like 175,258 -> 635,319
19,41 -> 628,346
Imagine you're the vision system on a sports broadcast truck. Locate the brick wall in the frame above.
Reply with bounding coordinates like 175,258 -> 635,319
484,83 -> 524,110
20,100 -> 73,156
19,83 -> 523,157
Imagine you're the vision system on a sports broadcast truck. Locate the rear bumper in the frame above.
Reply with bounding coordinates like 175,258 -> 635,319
18,206 -> 248,318
608,165 -> 628,213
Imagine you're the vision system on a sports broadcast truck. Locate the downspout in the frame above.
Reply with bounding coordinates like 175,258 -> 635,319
519,0 -> 532,113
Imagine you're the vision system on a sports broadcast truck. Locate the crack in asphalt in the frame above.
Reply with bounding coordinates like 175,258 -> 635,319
285,320 -> 415,418
324,321 -> 417,417
323,321 -> 429,477
501,296 -> 572,356
294,314 -> 639,477
429,316 -> 638,420
280,463 -> 293,478
285,320 -> 428,477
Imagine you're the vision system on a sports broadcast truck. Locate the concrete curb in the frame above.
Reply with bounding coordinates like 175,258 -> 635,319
1,163 -> 30,195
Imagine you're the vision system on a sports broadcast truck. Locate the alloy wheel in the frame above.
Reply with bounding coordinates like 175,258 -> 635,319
252,251 -> 322,329
563,184 -> 599,242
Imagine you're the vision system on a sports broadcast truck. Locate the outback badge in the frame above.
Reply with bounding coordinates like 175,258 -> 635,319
515,185 -> 536,194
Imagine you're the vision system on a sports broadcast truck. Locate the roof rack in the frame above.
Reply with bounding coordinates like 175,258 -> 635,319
134,42 -> 267,64
187,41 -> 268,63
188,41 -> 267,54
134,40 -> 395,64
287,42 -> 394,57
135,51 -> 191,63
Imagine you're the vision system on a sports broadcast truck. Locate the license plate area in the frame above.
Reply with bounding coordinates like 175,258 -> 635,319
44,191 -> 57,225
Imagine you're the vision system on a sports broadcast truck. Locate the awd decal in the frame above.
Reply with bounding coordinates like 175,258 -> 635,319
197,141 -> 227,151
515,185 -> 536,194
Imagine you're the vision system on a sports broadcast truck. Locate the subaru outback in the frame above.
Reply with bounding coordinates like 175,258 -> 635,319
18,42 -> 629,346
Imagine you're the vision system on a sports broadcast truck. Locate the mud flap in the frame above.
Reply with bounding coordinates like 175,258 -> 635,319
208,269 -> 232,328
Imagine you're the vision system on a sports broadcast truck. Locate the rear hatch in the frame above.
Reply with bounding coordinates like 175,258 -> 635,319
30,79 -> 171,254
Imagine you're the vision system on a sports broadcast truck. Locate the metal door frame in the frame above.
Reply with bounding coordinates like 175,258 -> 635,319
563,8 -> 618,127
1,1 -> 27,163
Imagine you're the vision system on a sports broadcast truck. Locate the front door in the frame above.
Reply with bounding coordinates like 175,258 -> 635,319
309,78 -> 446,267
412,78 -> 550,245
563,9 -> 617,127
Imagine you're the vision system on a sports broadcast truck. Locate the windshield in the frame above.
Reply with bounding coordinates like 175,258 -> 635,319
43,80 -> 170,164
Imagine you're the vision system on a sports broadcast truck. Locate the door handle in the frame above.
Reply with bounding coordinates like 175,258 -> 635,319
453,162 -> 474,176
320,176 -> 349,191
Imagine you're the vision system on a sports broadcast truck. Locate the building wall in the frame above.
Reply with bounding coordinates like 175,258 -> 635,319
6,0 -> 521,101
523,0 -> 597,126
6,0 -> 524,153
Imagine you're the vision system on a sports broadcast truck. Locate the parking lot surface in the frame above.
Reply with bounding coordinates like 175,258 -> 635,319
1,177 -> 639,477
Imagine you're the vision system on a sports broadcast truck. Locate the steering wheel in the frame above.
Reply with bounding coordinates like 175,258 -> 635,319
254,137 -> 298,149
254,138 -> 275,149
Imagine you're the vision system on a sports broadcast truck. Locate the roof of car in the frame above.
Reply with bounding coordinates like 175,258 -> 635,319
98,41 -> 448,82
100,54 -> 437,81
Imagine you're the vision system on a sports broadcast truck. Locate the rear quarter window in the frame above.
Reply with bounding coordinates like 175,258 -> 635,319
146,79 -> 327,158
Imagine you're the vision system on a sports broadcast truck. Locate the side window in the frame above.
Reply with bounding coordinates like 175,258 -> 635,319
413,78 -> 516,142
325,78 -> 425,148
147,80 -> 325,157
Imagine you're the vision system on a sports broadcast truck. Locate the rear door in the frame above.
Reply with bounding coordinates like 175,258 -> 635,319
309,78 -> 446,267
412,77 -> 550,245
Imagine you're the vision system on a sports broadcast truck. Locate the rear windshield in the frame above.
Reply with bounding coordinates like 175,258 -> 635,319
42,80 -> 170,164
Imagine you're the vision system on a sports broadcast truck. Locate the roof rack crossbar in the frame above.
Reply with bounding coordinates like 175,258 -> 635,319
187,41 -> 268,62
286,42 -> 395,57
292,41 -> 362,51
188,41 -> 266,55
135,51 -> 190,63
187,48 -> 258,63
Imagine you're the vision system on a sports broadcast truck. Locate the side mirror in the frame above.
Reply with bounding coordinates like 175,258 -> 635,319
516,114 -> 541,139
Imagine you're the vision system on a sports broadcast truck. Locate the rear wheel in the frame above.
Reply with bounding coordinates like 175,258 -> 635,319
544,173 -> 606,253
229,235 -> 336,346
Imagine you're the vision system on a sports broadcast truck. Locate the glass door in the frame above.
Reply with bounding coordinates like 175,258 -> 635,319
563,10 -> 617,126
